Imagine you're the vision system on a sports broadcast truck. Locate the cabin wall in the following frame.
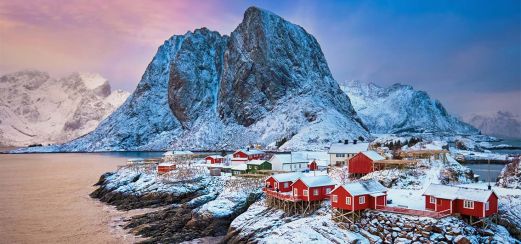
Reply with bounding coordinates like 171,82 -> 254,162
485,194 -> 498,217
436,198 -> 452,212
331,187 -> 355,211
292,180 -> 309,201
425,195 -> 436,210
265,177 -> 276,190
348,153 -> 373,174
277,180 -> 293,192
455,199 -> 484,218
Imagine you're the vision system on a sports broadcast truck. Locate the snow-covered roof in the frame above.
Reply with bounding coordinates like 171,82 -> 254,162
205,155 -> 224,159
422,184 -> 495,202
158,162 -> 175,167
328,143 -> 369,154
271,172 -> 303,183
247,160 -> 267,165
295,175 -> 336,188
231,164 -> 248,171
163,150 -> 194,156
235,149 -> 265,155
291,151 -> 329,163
337,180 -> 387,196
361,151 -> 385,161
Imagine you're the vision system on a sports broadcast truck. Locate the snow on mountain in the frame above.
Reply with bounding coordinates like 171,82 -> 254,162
0,70 -> 129,146
465,111 -> 521,139
28,6 -> 368,152
341,80 -> 478,135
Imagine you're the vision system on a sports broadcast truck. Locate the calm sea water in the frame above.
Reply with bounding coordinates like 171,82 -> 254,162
0,152 -> 156,243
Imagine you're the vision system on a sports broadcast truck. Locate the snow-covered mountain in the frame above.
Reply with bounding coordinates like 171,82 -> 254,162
31,7 -> 368,152
465,111 -> 521,139
0,70 -> 129,146
341,80 -> 478,135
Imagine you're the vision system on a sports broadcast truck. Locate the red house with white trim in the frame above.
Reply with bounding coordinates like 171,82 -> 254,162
348,151 -> 385,176
291,175 -> 336,201
157,162 -> 176,174
265,172 -> 303,193
330,180 -> 387,211
205,155 -> 225,164
308,160 -> 318,171
422,184 -> 498,218
233,149 -> 265,160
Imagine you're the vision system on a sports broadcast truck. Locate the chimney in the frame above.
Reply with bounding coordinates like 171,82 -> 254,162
487,184 -> 492,190
344,140 -> 349,144
353,140 -> 357,144
247,147 -> 250,151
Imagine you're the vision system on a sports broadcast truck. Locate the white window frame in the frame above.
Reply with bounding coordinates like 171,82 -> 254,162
293,188 -> 298,196
332,195 -> 338,203
485,201 -> 490,211
346,197 -> 352,205
326,188 -> 332,194
274,182 -> 278,188
303,190 -> 309,197
430,196 -> 436,204
284,182 -> 289,188
359,196 -> 365,204
463,200 -> 474,209
313,189 -> 319,196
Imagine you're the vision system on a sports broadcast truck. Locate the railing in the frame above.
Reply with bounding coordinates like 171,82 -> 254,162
375,205 -> 451,219
263,188 -> 301,202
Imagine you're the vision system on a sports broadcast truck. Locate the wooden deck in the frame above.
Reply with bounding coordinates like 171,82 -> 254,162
375,205 -> 451,219
263,188 -> 301,202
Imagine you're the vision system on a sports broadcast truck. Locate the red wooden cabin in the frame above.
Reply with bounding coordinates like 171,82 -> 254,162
233,149 -> 265,160
308,160 -> 318,171
265,172 -> 303,193
348,151 -> 385,176
205,155 -> 225,164
330,180 -> 387,211
423,184 -> 498,218
157,162 -> 176,174
291,175 -> 336,201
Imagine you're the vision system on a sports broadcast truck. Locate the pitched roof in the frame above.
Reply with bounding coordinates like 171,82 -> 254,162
231,164 -> 248,171
271,172 -> 303,182
295,175 -> 336,188
338,180 -> 387,196
328,143 -> 369,154
158,162 -> 175,167
247,160 -> 268,165
361,151 -> 385,161
205,155 -> 224,159
235,149 -> 265,155
422,184 -> 495,202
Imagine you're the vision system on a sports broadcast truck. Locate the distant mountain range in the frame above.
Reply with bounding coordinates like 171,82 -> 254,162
0,70 -> 129,146
341,81 -> 478,135
465,111 -> 521,139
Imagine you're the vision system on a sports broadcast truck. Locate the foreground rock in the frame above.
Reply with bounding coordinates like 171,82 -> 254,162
91,168 -> 261,243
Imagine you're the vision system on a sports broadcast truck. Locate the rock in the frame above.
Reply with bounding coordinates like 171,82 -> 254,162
454,235 -> 470,244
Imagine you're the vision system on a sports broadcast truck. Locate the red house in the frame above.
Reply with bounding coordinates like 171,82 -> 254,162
422,184 -> 498,218
157,162 -> 176,174
233,149 -> 265,161
291,175 -> 336,201
348,151 -> 385,176
265,172 -> 303,192
308,160 -> 318,171
205,155 -> 225,164
330,180 -> 387,211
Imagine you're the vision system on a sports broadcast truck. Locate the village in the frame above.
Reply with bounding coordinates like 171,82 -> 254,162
119,138 -> 514,234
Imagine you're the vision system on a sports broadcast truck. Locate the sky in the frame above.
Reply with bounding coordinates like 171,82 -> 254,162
0,0 -> 519,118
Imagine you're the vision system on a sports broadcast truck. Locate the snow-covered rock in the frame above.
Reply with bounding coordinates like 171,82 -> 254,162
341,80 -> 478,135
497,158 -> 521,189
18,7 -> 368,152
465,111 -> 521,139
0,70 -> 129,146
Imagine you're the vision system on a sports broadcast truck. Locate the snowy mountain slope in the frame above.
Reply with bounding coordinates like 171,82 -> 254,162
0,70 -> 129,146
341,80 -> 478,134
26,6 -> 368,152
465,111 -> 521,139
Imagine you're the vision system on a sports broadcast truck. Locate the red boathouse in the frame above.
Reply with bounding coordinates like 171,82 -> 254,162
233,149 -> 265,161
265,172 -> 303,193
308,160 -> 318,171
423,184 -> 498,218
330,180 -> 387,211
348,151 -> 385,177
157,162 -> 176,174
292,175 -> 336,201
205,155 -> 225,164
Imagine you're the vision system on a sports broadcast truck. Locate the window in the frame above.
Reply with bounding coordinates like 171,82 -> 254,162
313,189 -> 319,196
485,201 -> 490,211
359,196 -> 365,204
284,182 -> 289,188
332,195 -> 338,203
463,200 -> 474,209
326,188 -> 332,194
303,190 -> 309,196
274,182 -> 278,188
430,196 -> 436,204
336,153 -> 345,157
346,197 -> 351,205
293,188 -> 298,196
336,161 -> 343,165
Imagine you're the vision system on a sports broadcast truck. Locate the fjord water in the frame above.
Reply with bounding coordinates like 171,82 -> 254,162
0,152 -> 160,243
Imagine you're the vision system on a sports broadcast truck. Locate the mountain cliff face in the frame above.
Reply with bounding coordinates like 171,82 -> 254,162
34,7 -> 368,152
341,81 -> 478,135
0,70 -> 129,146
465,111 -> 521,139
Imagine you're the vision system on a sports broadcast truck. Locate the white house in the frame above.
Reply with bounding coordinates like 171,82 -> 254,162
269,151 -> 330,172
328,141 -> 369,166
